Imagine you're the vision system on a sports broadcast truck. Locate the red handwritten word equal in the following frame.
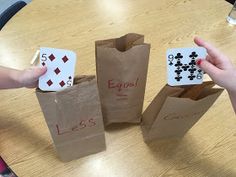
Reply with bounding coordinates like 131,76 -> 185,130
108,78 -> 139,92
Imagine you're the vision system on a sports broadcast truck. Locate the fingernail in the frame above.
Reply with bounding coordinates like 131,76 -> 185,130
196,59 -> 202,66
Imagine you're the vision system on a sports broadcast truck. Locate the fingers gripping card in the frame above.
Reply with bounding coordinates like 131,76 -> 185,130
167,47 -> 207,86
39,47 -> 76,91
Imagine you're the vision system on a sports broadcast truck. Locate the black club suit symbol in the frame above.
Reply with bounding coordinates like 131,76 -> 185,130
175,61 -> 183,67
188,67 -> 197,73
189,60 -> 196,66
175,75 -> 183,81
182,64 -> 189,71
175,53 -> 183,60
175,69 -> 183,75
188,74 -> 196,80
189,51 -> 198,59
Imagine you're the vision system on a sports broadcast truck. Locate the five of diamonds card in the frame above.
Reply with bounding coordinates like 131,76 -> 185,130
38,47 -> 76,91
166,47 -> 207,86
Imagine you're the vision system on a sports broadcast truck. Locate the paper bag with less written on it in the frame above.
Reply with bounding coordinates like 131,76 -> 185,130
95,33 -> 150,125
36,75 -> 106,162
141,81 -> 224,142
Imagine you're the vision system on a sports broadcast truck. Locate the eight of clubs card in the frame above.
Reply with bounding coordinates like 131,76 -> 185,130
39,47 -> 76,91
166,47 -> 207,86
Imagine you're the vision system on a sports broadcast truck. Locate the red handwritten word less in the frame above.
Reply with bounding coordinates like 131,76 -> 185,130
108,78 -> 139,92
56,118 -> 96,135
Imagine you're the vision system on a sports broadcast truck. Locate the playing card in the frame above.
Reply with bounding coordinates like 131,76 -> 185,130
166,47 -> 207,86
39,47 -> 76,91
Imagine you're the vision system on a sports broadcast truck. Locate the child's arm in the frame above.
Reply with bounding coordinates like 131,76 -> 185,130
194,37 -> 236,113
0,66 -> 47,89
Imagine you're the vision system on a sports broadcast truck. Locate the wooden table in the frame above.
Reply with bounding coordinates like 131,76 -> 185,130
0,0 -> 236,176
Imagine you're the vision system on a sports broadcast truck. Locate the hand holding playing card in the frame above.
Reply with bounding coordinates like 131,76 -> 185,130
0,65 -> 46,89
39,47 -> 77,91
19,66 -> 47,88
194,36 -> 236,113
194,37 -> 236,92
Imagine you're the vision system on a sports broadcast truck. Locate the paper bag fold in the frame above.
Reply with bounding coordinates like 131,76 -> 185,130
141,81 -> 224,142
96,33 -> 150,125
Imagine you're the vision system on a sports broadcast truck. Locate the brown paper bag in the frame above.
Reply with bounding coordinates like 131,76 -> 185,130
36,75 -> 106,161
141,81 -> 224,142
95,33 -> 150,125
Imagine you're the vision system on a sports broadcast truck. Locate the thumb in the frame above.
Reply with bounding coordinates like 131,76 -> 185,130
31,66 -> 47,80
196,59 -> 221,80
19,66 -> 47,88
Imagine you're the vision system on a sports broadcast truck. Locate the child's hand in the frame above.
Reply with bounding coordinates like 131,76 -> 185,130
18,66 -> 47,88
194,37 -> 236,92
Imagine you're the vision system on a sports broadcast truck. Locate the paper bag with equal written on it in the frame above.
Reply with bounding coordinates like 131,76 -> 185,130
141,81 -> 224,142
95,33 -> 150,125
36,75 -> 106,162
